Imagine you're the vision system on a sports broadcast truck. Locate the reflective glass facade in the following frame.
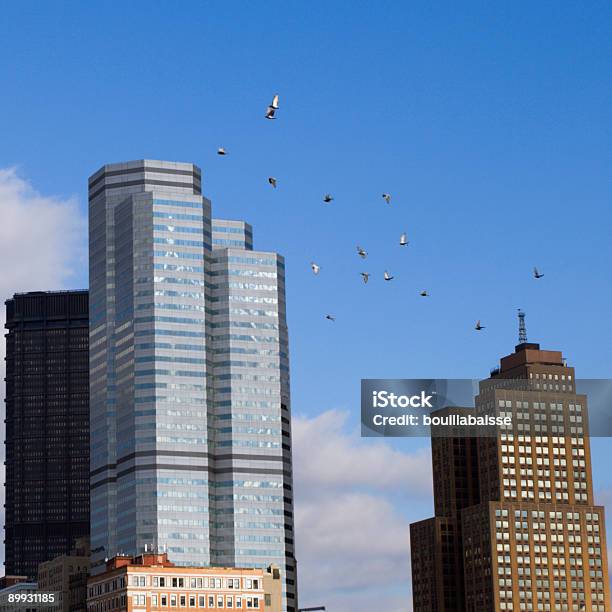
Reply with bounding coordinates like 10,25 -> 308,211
88,160 -> 296,611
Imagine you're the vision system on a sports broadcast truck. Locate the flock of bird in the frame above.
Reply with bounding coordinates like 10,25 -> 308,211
216,94 -> 546,331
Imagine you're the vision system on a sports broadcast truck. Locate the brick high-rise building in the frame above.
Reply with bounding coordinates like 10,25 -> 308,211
4,291 -> 90,579
411,321 -> 611,611
411,408 -> 480,611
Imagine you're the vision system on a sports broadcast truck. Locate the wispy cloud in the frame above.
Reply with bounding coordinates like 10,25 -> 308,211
0,167 -> 87,566
293,409 -> 430,611
0,167 -> 86,299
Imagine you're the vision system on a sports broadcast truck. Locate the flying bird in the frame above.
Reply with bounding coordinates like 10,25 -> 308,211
533,266 -> 544,279
475,320 -> 485,331
311,262 -> 320,275
360,272 -> 370,284
420,290 -> 429,297
217,147 -> 227,156
325,314 -> 336,321
268,177 -> 277,188
400,232 -> 408,246
356,245 -> 367,259
265,94 -> 279,119
323,194 -> 334,203
382,193 -> 392,204
384,270 -> 394,281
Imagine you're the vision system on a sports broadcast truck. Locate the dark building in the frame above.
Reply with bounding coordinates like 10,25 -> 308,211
411,319 -> 611,610
410,407 -> 480,611
4,290 -> 89,579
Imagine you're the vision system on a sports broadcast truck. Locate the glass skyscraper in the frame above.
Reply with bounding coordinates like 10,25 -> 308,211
88,160 -> 297,610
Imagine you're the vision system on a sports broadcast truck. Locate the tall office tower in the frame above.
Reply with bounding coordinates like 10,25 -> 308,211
4,290 -> 89,579
411,321 -> 611,611
463,340 -> 611,611
410,407 -> 480,611
88,160 -> 296,611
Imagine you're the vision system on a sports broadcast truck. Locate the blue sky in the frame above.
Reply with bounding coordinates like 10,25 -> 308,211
1,2 -> 611,609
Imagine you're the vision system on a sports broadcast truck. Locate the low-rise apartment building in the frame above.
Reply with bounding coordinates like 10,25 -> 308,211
87,553 -> 281,612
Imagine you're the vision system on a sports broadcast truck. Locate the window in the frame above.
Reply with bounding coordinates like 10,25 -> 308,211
189,595 -> 196,607
199,596 -> 206,607
180,595 -> 186,607
209,595 -> 215,607
161,595 -> 167,606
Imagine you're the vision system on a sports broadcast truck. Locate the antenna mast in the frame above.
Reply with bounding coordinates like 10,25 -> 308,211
518,309 -> 528,344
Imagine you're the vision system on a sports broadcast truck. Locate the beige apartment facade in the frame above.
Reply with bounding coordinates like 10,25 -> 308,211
87,554 -> 281,612
38,538 -> 90,612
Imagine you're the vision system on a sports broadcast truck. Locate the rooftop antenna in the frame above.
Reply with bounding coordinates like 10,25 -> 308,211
518,309 -> 528,344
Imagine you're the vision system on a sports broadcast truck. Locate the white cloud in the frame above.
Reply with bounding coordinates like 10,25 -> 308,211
0,167 -> 86,299
292,409 -> 432,497
293,410 -> 428,611
0,167 -> 87,567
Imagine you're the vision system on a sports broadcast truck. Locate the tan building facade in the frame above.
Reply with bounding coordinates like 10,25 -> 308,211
411,339 -> 611,611
87,554 -> 282,612
38,538 -> 90,612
